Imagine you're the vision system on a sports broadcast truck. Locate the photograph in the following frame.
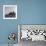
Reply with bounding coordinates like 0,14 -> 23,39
18,25 -> 46,46
3,5 -> 17,19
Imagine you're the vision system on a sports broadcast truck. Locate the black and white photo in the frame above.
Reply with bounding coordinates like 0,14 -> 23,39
3,5 -> 17,19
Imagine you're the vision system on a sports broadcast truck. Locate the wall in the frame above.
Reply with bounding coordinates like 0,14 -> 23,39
0,0 -> 21,44
0,0 -> 46,44
20,0 -> 46,24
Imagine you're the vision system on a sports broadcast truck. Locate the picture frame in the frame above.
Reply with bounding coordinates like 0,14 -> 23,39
18,24 -> 46,42
3,5 -> 17,19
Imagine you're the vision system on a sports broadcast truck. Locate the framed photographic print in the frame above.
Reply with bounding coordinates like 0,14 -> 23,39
18,24 -> 46,42
3,5 -> 17,19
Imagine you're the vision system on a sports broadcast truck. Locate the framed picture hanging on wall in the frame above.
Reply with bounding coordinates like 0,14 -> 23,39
3,5 -> 17,19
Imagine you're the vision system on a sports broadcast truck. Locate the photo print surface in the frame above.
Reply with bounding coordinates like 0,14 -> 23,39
3,5 -> 17,19
18,25 -> 46,41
